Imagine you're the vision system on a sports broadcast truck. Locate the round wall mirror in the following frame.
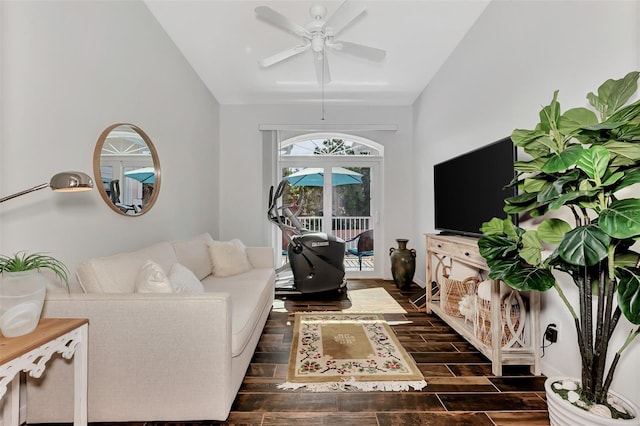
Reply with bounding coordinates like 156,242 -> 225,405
93,123 -> 161,216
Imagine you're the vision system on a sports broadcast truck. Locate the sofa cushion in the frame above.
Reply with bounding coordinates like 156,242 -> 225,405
208,239 -> 252,277
172,233 -> 215,281
135,260 -> 174,293
201,268 -> 275,357
76,242 -> 178,293
168,262 -> 205,294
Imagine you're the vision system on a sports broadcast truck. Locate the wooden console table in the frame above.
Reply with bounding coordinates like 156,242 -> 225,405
425,233 -> 541,376
0,318 -> 88,425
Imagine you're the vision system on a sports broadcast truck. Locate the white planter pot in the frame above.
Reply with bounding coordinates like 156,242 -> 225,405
0,271 -> 47,337
546,377 -> 640,426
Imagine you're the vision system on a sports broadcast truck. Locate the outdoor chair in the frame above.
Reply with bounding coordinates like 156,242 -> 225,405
345,229 -> 374,270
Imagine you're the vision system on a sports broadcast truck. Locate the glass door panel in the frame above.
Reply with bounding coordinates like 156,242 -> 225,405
278,167 -> 325,266
331,166 -> 373,273
279,165 -> 375,275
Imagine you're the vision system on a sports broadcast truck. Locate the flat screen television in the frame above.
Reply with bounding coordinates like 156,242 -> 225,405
433,137 -> 517,237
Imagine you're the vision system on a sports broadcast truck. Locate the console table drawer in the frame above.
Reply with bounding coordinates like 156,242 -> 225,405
428,235 -> 486,268
453,244 -> 485,268
427,238 -> 454,255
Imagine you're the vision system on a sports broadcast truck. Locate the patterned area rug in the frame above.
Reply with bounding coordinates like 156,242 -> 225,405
278,312 -> 427,392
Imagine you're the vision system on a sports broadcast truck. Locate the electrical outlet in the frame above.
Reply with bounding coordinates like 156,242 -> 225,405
544,323 -> 558,343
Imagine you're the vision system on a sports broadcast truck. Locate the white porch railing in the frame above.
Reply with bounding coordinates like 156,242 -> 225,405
283,216 -> 372,250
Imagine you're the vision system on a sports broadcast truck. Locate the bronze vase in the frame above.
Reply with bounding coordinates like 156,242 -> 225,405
389,239 -> 416,289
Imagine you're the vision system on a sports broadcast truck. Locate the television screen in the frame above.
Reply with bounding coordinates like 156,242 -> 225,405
433,137 -> 517,237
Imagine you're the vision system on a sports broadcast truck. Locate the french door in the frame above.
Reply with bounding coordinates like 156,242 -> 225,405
279,157 -> 380,278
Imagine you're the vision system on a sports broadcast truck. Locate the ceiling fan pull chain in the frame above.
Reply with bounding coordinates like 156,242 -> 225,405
321,53 -> 325,121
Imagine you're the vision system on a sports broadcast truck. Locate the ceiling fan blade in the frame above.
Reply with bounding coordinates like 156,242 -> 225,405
331,40 -> 386,62
255,6 -> 307,37
324,1 -> 366,37
314,52 -> 331,85
259,43 -> 310,68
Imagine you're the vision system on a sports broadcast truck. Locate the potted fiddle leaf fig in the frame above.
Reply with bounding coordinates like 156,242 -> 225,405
478,71 -> 640,424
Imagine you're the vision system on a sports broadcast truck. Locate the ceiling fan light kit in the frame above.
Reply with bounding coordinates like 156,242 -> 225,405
255,1 -> 386,85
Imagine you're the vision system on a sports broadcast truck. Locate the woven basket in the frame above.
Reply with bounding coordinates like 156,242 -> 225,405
440,276 -> 480,318
475,291 -> 524,347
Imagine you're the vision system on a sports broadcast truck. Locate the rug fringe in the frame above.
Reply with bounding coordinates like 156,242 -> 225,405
277,377 -> 427,392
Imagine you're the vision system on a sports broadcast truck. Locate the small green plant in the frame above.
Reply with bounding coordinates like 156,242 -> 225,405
478,71 -> 640,418
0,251 -> 70,285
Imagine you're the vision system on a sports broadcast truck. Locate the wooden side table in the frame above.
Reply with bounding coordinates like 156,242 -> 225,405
0,318 -> 88,425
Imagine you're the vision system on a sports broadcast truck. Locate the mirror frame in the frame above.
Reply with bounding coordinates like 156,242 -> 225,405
93,123 -> 161,217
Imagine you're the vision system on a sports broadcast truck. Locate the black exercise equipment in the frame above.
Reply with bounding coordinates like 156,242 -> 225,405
267,180 -> 347,294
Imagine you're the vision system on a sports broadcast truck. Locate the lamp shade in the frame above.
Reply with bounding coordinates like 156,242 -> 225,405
49,171 -> 94,192
0,171 -> 94,203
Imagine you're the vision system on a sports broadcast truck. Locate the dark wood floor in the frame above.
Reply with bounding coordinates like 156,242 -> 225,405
36,279 -> 549,425
226,279 -> 550,426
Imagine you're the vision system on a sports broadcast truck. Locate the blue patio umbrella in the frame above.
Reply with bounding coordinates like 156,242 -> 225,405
284,167 -> 363,187
124,167 -> 155,184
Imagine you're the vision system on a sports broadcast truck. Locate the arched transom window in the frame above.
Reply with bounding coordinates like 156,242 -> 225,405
279,133 -> 383,157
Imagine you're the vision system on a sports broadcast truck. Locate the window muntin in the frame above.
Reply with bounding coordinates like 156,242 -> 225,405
279,133 -> 382,157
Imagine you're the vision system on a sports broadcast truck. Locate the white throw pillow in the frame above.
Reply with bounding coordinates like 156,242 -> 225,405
172,233 -> 215,280
208,239 -> 252,277
135,260 -> 173,293
168,262 -> 204,294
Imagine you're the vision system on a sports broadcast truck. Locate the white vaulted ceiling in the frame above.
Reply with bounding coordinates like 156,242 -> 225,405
144,0 -> 490,106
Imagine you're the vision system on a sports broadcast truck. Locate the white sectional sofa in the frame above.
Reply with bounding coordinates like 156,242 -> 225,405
26,233 -> 275,422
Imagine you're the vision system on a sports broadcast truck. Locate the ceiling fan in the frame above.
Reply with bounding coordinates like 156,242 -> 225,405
255,1 -> 386,85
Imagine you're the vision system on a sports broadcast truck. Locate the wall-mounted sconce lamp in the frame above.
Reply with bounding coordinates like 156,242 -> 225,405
0,171 -> 94,203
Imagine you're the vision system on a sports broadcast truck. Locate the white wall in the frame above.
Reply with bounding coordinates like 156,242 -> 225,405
0,1 -> 220,281
5,0 -> 639,402
219,104 -> 413,278
413,0 -> 639,401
